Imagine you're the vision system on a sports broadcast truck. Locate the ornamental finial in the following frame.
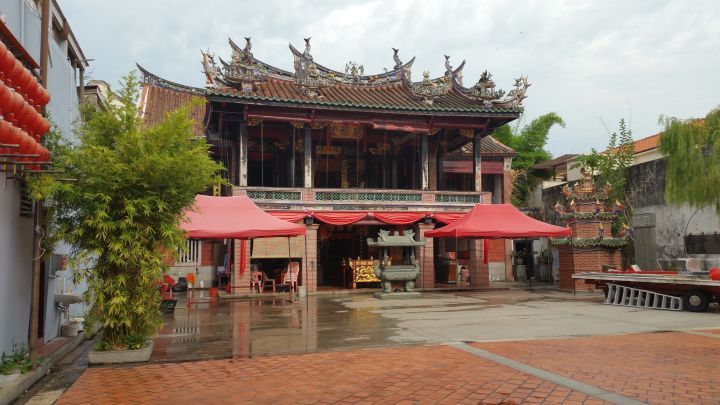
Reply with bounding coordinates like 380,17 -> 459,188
392,48 -> 402,69
303,37 -> 313,60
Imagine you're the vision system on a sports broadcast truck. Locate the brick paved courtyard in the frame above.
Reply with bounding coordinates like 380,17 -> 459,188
45,291 -> 720,404
56,330 -> 720,404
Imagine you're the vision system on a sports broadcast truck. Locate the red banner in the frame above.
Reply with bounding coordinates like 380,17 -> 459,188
372,212 -> 427,225
432,213 -> 466,224
268,211 -> 307,223
312,212 -> 367,225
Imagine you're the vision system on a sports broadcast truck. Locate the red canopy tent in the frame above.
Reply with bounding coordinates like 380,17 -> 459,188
181,195 -> 306,296
425,204 -> 570,239
182,195 -> 306,239
425,204 -> 570,292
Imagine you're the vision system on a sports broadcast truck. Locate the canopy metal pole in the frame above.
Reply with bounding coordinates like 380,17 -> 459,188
288,236 -> 293,302
304,233 -> 309,306
455,234 -> 458,298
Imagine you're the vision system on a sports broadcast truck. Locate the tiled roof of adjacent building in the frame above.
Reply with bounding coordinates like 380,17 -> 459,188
138,70 -> 206,136
532,154 -> 580,170
459,136 -> 516,156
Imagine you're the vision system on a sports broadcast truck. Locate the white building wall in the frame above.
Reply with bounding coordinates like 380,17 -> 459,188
0,0 -> 86,347
0,174 -> 34,354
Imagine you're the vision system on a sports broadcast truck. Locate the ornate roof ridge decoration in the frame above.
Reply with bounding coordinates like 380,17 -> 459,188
453,69 -> 531,108
288,41 -> 416,85
196,37 -> 529,109
136,63 -> 206,95
405,55 -> 469,105
227,38 -> 294,79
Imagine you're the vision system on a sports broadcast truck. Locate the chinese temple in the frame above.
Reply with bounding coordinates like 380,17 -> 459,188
138,37 -> 530,292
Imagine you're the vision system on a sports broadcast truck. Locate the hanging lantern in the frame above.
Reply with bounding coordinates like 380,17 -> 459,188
15,67 -> 33,99
0,81 -> 12,114
36,86 -> 50,106
37,144 -> 50,162
0,44 -> 14,80
13,102 -> 32,129
6,59 -> 24,88
34,115 -> 50,138
0,119 -> 12,144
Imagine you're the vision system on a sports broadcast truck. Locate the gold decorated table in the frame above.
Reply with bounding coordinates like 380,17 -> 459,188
348,258 -> 390,288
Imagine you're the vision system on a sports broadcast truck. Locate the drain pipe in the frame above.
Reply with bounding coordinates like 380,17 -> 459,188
29,0 -> 51,358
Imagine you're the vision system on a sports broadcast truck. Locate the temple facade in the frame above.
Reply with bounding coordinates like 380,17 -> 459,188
139,38 -> 530,292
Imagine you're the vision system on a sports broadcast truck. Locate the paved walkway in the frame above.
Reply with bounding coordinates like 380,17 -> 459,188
56,330 -> 720,404
48,291 -> 720,404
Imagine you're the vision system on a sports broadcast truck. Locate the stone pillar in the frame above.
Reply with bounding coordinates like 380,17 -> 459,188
303,126 -> 313,188
415,222 -> 435,289
421,133 -> 429,190
473,133 -> 482,192
232,239 -> 251,293
469,239 -> 489,288
238,124 -> 248,187
304,224 -> 319,292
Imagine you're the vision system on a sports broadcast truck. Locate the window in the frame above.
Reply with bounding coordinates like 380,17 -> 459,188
177,239 -> 201,264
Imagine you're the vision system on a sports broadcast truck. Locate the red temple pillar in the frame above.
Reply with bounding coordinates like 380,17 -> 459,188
469,239 -> 489,288
232,239 -> 251,293
304,224 -> 319,293
415,222 -> 435,289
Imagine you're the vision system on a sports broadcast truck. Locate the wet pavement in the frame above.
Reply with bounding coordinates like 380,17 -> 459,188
23,288 -> 720,404
151,289 -> 720,363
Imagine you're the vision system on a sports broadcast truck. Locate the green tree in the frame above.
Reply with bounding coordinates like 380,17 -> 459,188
573,119 -> 635,204
492,112 -> 565,206
659,109 -> 720,213
30,72 -> 223,350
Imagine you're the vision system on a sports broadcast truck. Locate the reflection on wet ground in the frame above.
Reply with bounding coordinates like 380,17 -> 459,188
152,289 -> 720,363
151,293 -> 415,362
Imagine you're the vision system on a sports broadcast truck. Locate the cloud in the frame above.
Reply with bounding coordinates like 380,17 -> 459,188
61,0 -> 720,155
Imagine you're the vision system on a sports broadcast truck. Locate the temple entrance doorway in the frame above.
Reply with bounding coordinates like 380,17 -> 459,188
318,223 -> 402,289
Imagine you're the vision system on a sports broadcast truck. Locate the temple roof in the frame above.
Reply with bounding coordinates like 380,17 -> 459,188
194,37 -> 529,115
136,69 -> 516,155
458,136 -> 516,157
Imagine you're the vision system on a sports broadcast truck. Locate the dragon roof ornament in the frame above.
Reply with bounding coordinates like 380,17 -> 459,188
454,69 -> 531,108
196,36 -> 529,108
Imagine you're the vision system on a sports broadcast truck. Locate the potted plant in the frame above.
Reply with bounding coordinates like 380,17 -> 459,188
512,250 -> 526,265
29,73 -> 223,364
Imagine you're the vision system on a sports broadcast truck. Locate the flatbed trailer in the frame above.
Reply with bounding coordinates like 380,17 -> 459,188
573,272 -> 720,312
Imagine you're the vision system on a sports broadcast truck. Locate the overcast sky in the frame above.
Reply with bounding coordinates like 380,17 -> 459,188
61,0 -> 718,156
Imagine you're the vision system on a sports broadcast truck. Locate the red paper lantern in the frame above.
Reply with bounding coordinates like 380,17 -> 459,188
710,267 -> 720,281
36,116 -> 50,136
0,119 -> 12,144
36,86 -> 50,106
37,145 -> 50,162
0,81 -> 12,114
15,68 -> 32,98
7,59 -> 25,88
0,44 -> 15,79
16,127 -> 35,154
